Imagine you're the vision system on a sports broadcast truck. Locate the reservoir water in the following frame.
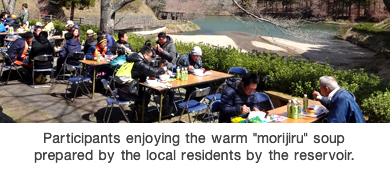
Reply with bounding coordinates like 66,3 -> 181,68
179,16 -> 339,43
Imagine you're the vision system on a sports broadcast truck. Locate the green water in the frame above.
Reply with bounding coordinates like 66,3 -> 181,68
179,16 -> 338,42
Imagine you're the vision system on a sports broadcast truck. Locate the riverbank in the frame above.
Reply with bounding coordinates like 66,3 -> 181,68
172,31 -> 390,80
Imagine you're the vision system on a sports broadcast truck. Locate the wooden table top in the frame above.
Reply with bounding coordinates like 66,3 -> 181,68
0,32 -> 26,35
49,36 -> 64,40
79,60 -> 110,66
5,38 -> 17,42
269,99 -> 327,123
140,70 -> 233,91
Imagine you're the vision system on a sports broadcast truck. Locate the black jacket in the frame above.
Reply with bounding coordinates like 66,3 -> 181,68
30,37 -> 55,69
83,38 -> 97,55
155,36 -> 177,69
126,52 -> 165,82
220,78 -> 260,123
110,40 -> 134,55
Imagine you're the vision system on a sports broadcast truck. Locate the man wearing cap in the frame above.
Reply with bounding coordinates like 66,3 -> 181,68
84,29 -> 97,55
154,32 -> 177,69
65,20 -> 80,38
85,35 -> 114,79
17,3 -> 29,27
42,16 -> 54,33
97,30 -> 115,50
177,46 -> 208,101
6,32 -> 34,69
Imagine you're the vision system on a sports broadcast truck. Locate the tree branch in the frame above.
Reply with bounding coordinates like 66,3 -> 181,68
113,0 -> 135,13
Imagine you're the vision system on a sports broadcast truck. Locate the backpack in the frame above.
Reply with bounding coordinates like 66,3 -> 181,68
115,62 -> 134,84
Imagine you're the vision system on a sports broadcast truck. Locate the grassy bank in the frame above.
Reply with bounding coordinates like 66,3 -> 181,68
164,23 -> 201,34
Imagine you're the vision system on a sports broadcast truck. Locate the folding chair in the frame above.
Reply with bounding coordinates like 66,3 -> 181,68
106,65 -> 121,94
177,87 -> 211,123
56,52 -> 84,81
256,92 -> 275,110
228,67 -> 248,75
205,82 -> 227,102
101,79 -> 130,123
64,60 -> 92,102
0,51 -> 23,85
210,100 -> 222,123
31,54 -> 55,88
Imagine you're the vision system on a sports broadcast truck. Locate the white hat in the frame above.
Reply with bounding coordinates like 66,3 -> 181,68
35,22 -> 43,27
191,46 -> 202,56
65,20 -> 74,27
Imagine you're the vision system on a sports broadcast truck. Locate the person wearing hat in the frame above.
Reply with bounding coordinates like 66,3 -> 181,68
85,35 -> 114,79
35,22 -> 43,27
97,30 -> 115,50
42,16 -> 54,33
10,14 -> 20,30
17,3 -> 29,27
6,32 -> 34,70
154,32 -> 177,69
83,29 -> 97,55
4,18 -> 14,28
177,46 -> 208,101
65,20 -> 80,38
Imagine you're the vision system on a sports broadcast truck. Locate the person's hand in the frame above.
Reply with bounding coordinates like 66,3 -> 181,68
119,44 -> 124,48
254,107 -> 260,112
241,105 -> 251,114
154,45 -> 159,50
312,91 -> 322,100
163,66 -> 167,72
5,25 -> 9,28
188,65 -> 195,71
157,47 -> 163,53
125,48 -> 131,53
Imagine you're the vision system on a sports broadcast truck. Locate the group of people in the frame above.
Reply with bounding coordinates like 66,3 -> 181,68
0,3 -> 30,46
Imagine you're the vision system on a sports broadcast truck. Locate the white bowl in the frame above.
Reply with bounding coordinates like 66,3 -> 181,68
159,74 -> 170,81
147,79 -> 157,84
193,69 -> 203,75
308,105 -> 327,114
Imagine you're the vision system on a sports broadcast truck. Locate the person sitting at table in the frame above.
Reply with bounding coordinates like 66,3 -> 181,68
220,71 -> 261,123
0,11 -> 9,23
65,20 -> 80,38
0,12 -> 7,47
29,31 -> 55,83
10,15 -> 20,30
6,32 -> 34,70
176,46 -> 208,101
57,32 -> 81,77
144,40 -> 156,58
32,26 -> 42,44
4,18 -> 14,30
17,22 -> 29,32
42,16 -> 54,33
154,32 -> 177,69
83,29 -> 97,55
312,76 -> 366,123
118,46 -> 167,120
110,48 -> 127,68
157,58 -> 175,116
85,35 -> 114,79
97,30 -> 115,50
110,31 -> 133,55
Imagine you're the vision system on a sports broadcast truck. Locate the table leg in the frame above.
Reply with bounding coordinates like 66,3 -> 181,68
92,67 -> 96,99
159,93 -> 164,123
142,86 -> 146,123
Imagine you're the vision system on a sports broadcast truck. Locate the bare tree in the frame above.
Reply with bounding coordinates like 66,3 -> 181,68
100,0 -> 135,35
166,0 -> 206,21
2,0 -> 16,14
144,0 -> 166,14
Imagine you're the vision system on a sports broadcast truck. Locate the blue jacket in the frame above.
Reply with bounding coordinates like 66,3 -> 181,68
0,22 -> 7,32
6,38 -> 27,62
85,45 -> 114,60
320,88 -> 366,123
106,33 -> 115,50
220,78 -> 260,123
60,39 -> 81,59
176,52 -> 202,74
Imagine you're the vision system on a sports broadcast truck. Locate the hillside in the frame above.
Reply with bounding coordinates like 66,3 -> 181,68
374,18 -> 390,31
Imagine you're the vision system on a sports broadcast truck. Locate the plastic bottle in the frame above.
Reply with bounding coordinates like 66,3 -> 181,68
176,67 -> 180,80
184,68 -> 188,81
292,101 -> 299,119
287,100 -> 292,118
297,100 -> 302,118
181,68 -> 185,81
97,53 -> 100,64
303,94 -> 308,113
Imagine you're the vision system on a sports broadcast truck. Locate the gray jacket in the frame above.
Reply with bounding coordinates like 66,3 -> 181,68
17,9 -> 29,23
156,36 -> 177,69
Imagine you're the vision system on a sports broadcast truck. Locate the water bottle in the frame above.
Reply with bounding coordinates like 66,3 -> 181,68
180,68 -> 185,81
176,67 -> 180,80
97,53 -> 100,64
303,94 -> 308,113
287,100 -> 292,118
184,68 -> 188,81
292,101 -> 299,119
297,100 -> 302,118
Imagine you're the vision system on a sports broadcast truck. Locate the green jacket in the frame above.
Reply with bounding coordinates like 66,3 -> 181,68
17,9 -> 29,23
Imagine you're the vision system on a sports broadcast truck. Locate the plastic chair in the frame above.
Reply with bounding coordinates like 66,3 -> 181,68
0,51 -> 23,85
210,100 -> 223,123
31,54 -> 54,88
206,82 -> 227,102
56,52 -> 84,81
256,92 -> 275,110
228,67 -> 248,75
177,87 -> 211,123
101,79 -> 130,123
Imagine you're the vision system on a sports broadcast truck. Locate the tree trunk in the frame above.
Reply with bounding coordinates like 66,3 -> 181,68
100,0 -> 135,35
2,0 -> 16,14
349,0 -> 351,17
384,0 -> 390,13
70,1 -> 75,21
358,0 -> 361,17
